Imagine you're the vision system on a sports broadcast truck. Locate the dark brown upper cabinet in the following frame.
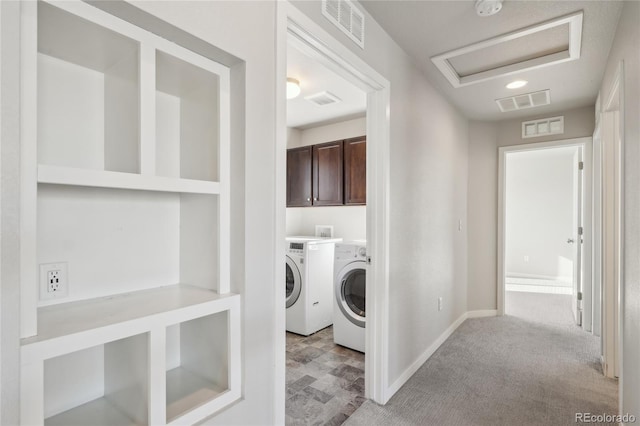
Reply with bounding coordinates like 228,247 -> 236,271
286,136 -> 365,207
344,136 -> 366,205
286,146 -> 312,207
312,141 -> 344,206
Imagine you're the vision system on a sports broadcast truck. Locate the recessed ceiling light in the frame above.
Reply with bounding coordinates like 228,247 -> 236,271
287,78 -> 301,99
506,80 -> 528,89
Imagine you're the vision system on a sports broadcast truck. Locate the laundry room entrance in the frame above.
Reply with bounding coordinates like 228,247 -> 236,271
282,33 -> 369,425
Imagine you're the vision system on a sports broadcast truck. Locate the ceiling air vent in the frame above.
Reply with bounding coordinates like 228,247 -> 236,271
305,91 -> 342,106
322,0 -> 365,49
496,89 -> 551,112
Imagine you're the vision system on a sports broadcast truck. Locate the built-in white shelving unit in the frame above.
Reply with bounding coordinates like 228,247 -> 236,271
20,1 -> 239,424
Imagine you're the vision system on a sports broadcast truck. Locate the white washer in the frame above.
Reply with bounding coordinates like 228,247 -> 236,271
333,241 -> 366,352
286,237 -> 341,336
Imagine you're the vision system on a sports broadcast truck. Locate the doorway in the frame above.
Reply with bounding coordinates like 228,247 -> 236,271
498,137 -> 593,328
502,145 -> 585,325
275,3 -> 392,424
283,39 -> 368,425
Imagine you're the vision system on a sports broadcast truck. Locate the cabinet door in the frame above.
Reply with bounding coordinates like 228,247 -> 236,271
287,147 -> 312,207
313,141 -> 344,206
344,136 -> 366,205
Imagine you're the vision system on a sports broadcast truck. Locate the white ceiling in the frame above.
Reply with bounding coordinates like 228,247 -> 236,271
287,43 -> 366,129
359,0 -> 623,121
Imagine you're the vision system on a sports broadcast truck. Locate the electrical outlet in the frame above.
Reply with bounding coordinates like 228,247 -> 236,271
48,270 -> 61,292
524,255 -> 530,262
438,297 -> 443,311
40,262 -> 68,300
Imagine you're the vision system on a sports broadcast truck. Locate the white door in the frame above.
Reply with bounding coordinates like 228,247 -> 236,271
571,147 -> 583,326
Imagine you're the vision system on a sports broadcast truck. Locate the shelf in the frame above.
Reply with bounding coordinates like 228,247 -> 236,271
38,2 -> 140,173
21,1 -> 236,424
22,285 -> 238,362
45,396 -> 142,426
43,333 -> 149,426
38,165 -> 220,194
165,310 -> 230,422
166,367 -> 227,423
156,50 -> 220,182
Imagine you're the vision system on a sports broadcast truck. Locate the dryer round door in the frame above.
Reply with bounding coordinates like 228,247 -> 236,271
335,262 -> 366,328
286,256 -> 302,308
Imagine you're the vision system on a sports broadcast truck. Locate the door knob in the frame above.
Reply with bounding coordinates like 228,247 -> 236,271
567,238 -> 575,244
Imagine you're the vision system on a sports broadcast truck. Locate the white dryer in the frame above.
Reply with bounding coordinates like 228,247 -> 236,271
286,237 -> 341,336
333,241 -> 367,352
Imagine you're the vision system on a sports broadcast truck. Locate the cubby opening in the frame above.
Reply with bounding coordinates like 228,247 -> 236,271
37,2 -> 140,173
37,185 -> 219,306
44,333 -> 149,426
156,51 -> 220,182
165,311 -> 229,422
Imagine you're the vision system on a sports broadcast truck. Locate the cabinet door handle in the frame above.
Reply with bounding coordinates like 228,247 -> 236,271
306,198 -> 310,201
313,197 -> 317,201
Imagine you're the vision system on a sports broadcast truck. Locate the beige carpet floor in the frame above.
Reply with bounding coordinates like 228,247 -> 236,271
345,292 -> 618,426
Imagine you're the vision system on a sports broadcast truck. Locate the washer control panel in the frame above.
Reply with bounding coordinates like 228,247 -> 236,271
335,243 -> 367,261
287,242 -> 304,255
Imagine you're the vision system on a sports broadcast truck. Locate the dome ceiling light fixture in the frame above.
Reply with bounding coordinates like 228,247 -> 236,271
287,77 -> 301,99
475,0 -> 504,17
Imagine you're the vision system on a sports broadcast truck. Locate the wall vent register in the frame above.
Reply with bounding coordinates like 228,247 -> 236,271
322,0 -> 365,49
522,116 -> 565,138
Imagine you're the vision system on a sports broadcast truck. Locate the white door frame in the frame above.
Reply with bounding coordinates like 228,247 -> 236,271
497,137 -> 593,320
275,3 -> 392,422
600,61 -> 624,388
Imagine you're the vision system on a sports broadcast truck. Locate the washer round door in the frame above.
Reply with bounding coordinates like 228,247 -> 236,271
335,262 -> 366,328
286,256 -> 302,308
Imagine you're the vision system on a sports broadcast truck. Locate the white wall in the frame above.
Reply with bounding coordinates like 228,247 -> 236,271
286,117 -> 366,241
467,122 -> 499,310
292,1 -> 469,390
286,206 -> 366,241
599,0 -> 640,418
290,116 -> 366,147
467,105 -> 595,310
1,2 -> 22,423
505,148 -> 576,281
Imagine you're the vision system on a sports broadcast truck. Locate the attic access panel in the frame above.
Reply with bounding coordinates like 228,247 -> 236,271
431,11 -> 583,88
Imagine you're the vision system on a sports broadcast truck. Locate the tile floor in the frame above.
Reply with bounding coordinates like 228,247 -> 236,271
286,326 -> 365,425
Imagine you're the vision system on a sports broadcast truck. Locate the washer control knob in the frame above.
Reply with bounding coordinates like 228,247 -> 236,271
358,247 -> 367,257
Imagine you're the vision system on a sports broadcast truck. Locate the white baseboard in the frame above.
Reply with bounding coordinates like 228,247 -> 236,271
506,272 -> 572,282
467,309 -> 498,318
383,308 -> 498,402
